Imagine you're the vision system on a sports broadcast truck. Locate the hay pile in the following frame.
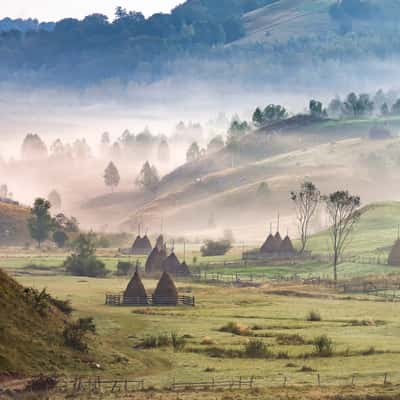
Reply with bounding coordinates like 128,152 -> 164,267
153,272 -> 178,305
131,235 -> 153,255
145,244 -> 167,274
260,234 -> 278,253
388,239 -> 400,266
280,235 -> 295,253
123,270 -> 148,304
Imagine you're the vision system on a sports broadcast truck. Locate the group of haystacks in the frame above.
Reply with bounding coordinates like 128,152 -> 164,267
144,234 -> 191,277
260,231 -> 297,256
124,268 -> 179,306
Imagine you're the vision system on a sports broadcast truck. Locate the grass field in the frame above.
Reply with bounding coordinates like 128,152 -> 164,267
14,274 -> 400,391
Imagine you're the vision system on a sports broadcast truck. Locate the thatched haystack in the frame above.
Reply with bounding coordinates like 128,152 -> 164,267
145,245 -> 167,274
153,271 -> 178,305
274,232 -> 282,248
131,235 -> 152,255
280,235 -> 296,254
260,234 -> 278,253
123,270 -> 148,304
156,234 -> 164,248
162,252 -> 183,275
180,261 -> 191,276
388,240 -> 400,266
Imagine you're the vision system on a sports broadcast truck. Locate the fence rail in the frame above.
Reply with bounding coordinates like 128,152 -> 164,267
105,293 -> 195,307
171,376 -> 254,391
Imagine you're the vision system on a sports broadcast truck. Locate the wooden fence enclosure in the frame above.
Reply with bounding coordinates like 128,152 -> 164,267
171,376 -> 255,391
105,293 -> 195,307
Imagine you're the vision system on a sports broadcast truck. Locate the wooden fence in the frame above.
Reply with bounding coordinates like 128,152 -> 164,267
171,376 -> 254,391
105,293 -> 195,307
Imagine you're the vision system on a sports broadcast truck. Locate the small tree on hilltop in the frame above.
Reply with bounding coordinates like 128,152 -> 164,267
104,161 -> 120,192
48,189 -> 62,209
252,107 -> 264,127
28,198 -> 54,248
136,161 -> 159,192
290,182 -> 321,253
324,191 -> 361,282
186,142 -> 200,162
309,100 -> 327,118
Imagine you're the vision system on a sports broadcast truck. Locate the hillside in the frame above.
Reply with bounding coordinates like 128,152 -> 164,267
0,202 -> 30,245
118,134 -> 400,239
0,268 -> 85,375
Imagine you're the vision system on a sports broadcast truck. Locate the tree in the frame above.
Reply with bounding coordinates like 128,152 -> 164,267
201,239 -> 232,256
21,134 -> 48,160
324,190 -> 361,282
263,104 -> 288,121
391,99 -> 400,115
63,232 -> 108,277
309,99 -> 326,118
48,190 -> 61,209
186,142 -> 201,162
104,162 -> 120,192
290,182 -> 321,253
252,107 -> 264,127
343,93 -> 374,118
28,198 -> 54,247
136,161 -> 159,192
207,135 -> 224,153
380,103 -> 389,116
0,184 -> 8,198
53,230 -> 68,248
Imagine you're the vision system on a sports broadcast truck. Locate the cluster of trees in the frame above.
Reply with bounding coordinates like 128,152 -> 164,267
28,198 -> 78,248
252,105 -> 288,127
103,160 -> 160,193
0,17 -> 54,33
291,182 -> 361,282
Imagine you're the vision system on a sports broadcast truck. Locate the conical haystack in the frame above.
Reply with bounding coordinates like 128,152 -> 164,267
123,270 -> 148,304
153,271 -> 178,305
179,261 -> 191,276
145,246 -> 166,274
162,252 -> 182,275
156,234 -> 164,248
388,240 -> 400,266
274,232 -> 283,248
131,235 -> 152,255
260,234 -> 277,253
280,235 -> 296,254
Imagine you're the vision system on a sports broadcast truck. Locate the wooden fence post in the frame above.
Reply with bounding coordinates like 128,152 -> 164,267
317,374 -> 321,386
384,373 -> 388,385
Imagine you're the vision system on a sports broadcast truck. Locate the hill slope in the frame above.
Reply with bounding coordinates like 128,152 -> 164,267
0,268 -> 83,375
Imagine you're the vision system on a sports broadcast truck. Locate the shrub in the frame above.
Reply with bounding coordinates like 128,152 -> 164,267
116,261 -> 134,276
306,310 -> 321,322
49,297 -> 73,315
276,334 -> 305,345
300,365 -> 316,372
244,339 -> 272,358
276,351 -> 289,359
63,317 -> 96,352
201,336 -> 216,345
220,322 -> 252,336
171,332 -> 186,351
313,335 -> 334,357
201,240 -> 232,256
64,255 -> 108,278
362,346 -> 376,356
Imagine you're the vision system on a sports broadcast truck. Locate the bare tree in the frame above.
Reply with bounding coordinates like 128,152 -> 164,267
290,181 -> 320,253
324,190 -> 361,282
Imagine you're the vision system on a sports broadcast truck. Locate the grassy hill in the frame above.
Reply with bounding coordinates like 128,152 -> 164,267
0,268 -> 87,375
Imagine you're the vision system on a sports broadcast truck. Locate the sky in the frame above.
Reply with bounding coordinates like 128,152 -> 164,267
1,0 -> 184,21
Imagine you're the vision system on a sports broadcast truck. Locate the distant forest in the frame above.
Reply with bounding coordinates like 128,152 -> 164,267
1,0 -> 400,85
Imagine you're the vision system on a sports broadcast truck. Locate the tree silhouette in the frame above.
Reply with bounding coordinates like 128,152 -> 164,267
104,162 -> 120,192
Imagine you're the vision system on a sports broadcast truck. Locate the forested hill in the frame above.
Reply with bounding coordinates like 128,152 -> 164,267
1,0 -> 400,85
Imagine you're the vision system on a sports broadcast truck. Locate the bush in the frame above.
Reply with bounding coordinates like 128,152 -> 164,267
306,310 -> 321,322
116,261 -> 134,276
49,297 -> 73,315
141,332 -> 185,350
313,335 -> 334,357
201,239 -> 232,256
63,317 -> 96,352
64,255 -> 108,277
244,339 -> 272,358
171,332 -> 186,351
220,322 -> 252,336
276,334 -> 305,345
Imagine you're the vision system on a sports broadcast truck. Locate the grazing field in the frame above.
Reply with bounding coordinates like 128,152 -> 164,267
14,273 -> 400,392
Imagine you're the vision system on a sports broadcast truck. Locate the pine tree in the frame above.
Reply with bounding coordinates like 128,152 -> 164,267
104,162 -> 120,192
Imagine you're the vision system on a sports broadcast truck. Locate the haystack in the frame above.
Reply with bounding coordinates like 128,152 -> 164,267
260,234 -> 278,253
123,270 -> 148,304
388,239 -> 400,266
156,234 -> 164,248
131,235 -> 152,255
153,271 -> 178,305
274,232 -> 283,248
180,261 -> 191,276
280,235 -> 296,254
162,252 -> 182,275
145,245 -> 167,274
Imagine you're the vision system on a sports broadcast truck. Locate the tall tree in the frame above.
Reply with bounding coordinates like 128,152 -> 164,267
0,184 -> 8,198
290,182 -> 321,253
324,191 -> 361,282
136,161 -> 159,192
104,162 -> 120,192
48,189 -> 62,209
28,198 -> 54,248
186,142 -> 201,162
